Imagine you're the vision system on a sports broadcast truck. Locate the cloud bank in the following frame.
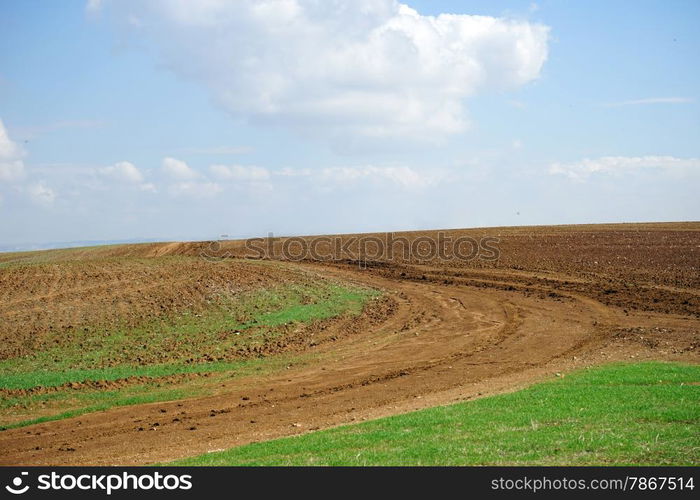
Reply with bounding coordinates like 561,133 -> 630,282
549,156 -> 700,181
102,0 -> 549,145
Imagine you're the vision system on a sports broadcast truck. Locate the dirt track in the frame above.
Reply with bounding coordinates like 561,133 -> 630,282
0,223 -> 698,465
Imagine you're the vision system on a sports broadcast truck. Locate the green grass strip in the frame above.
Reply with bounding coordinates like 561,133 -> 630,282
169,362 -> 700,466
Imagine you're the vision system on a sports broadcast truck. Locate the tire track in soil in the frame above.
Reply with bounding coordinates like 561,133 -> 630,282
1,259 -> 697,466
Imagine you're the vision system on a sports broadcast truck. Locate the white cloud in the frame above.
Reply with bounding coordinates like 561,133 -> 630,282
317,165 -> 442,189
549,155 -> 700,181
99,161 -> 144,183
162,157 -> 199,180
104,0 -> 549,144
0,160 -> 24,183
204,163 -> 446,193
160,157 -> 222,197
604,97 -> 695,107
210,164 -> 270,181
28,183 -> 56,205
278,167 -> 312,177
0,119 -> 25,182
261,164 -> 443,189
168,181 -> 222,198
208,163 -> 440,192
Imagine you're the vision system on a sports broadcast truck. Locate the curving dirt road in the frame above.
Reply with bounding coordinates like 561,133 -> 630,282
1,251 -> 697,465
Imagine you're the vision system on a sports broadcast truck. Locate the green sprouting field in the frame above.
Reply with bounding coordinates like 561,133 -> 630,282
0,278 -> 379,430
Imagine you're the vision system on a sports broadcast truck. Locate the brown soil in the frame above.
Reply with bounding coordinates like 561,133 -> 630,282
0,257 -> 318,360
0,222 -> 698,465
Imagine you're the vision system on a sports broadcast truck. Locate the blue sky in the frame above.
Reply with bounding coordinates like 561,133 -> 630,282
1,0 -> 698,248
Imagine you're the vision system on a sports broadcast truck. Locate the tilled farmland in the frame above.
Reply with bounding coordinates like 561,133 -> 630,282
0,222 -> 698,465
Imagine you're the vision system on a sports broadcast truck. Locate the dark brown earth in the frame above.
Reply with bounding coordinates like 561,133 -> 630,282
0,222 -> 698,465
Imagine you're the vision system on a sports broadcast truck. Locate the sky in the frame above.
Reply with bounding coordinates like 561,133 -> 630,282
0,0 -> 698,249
